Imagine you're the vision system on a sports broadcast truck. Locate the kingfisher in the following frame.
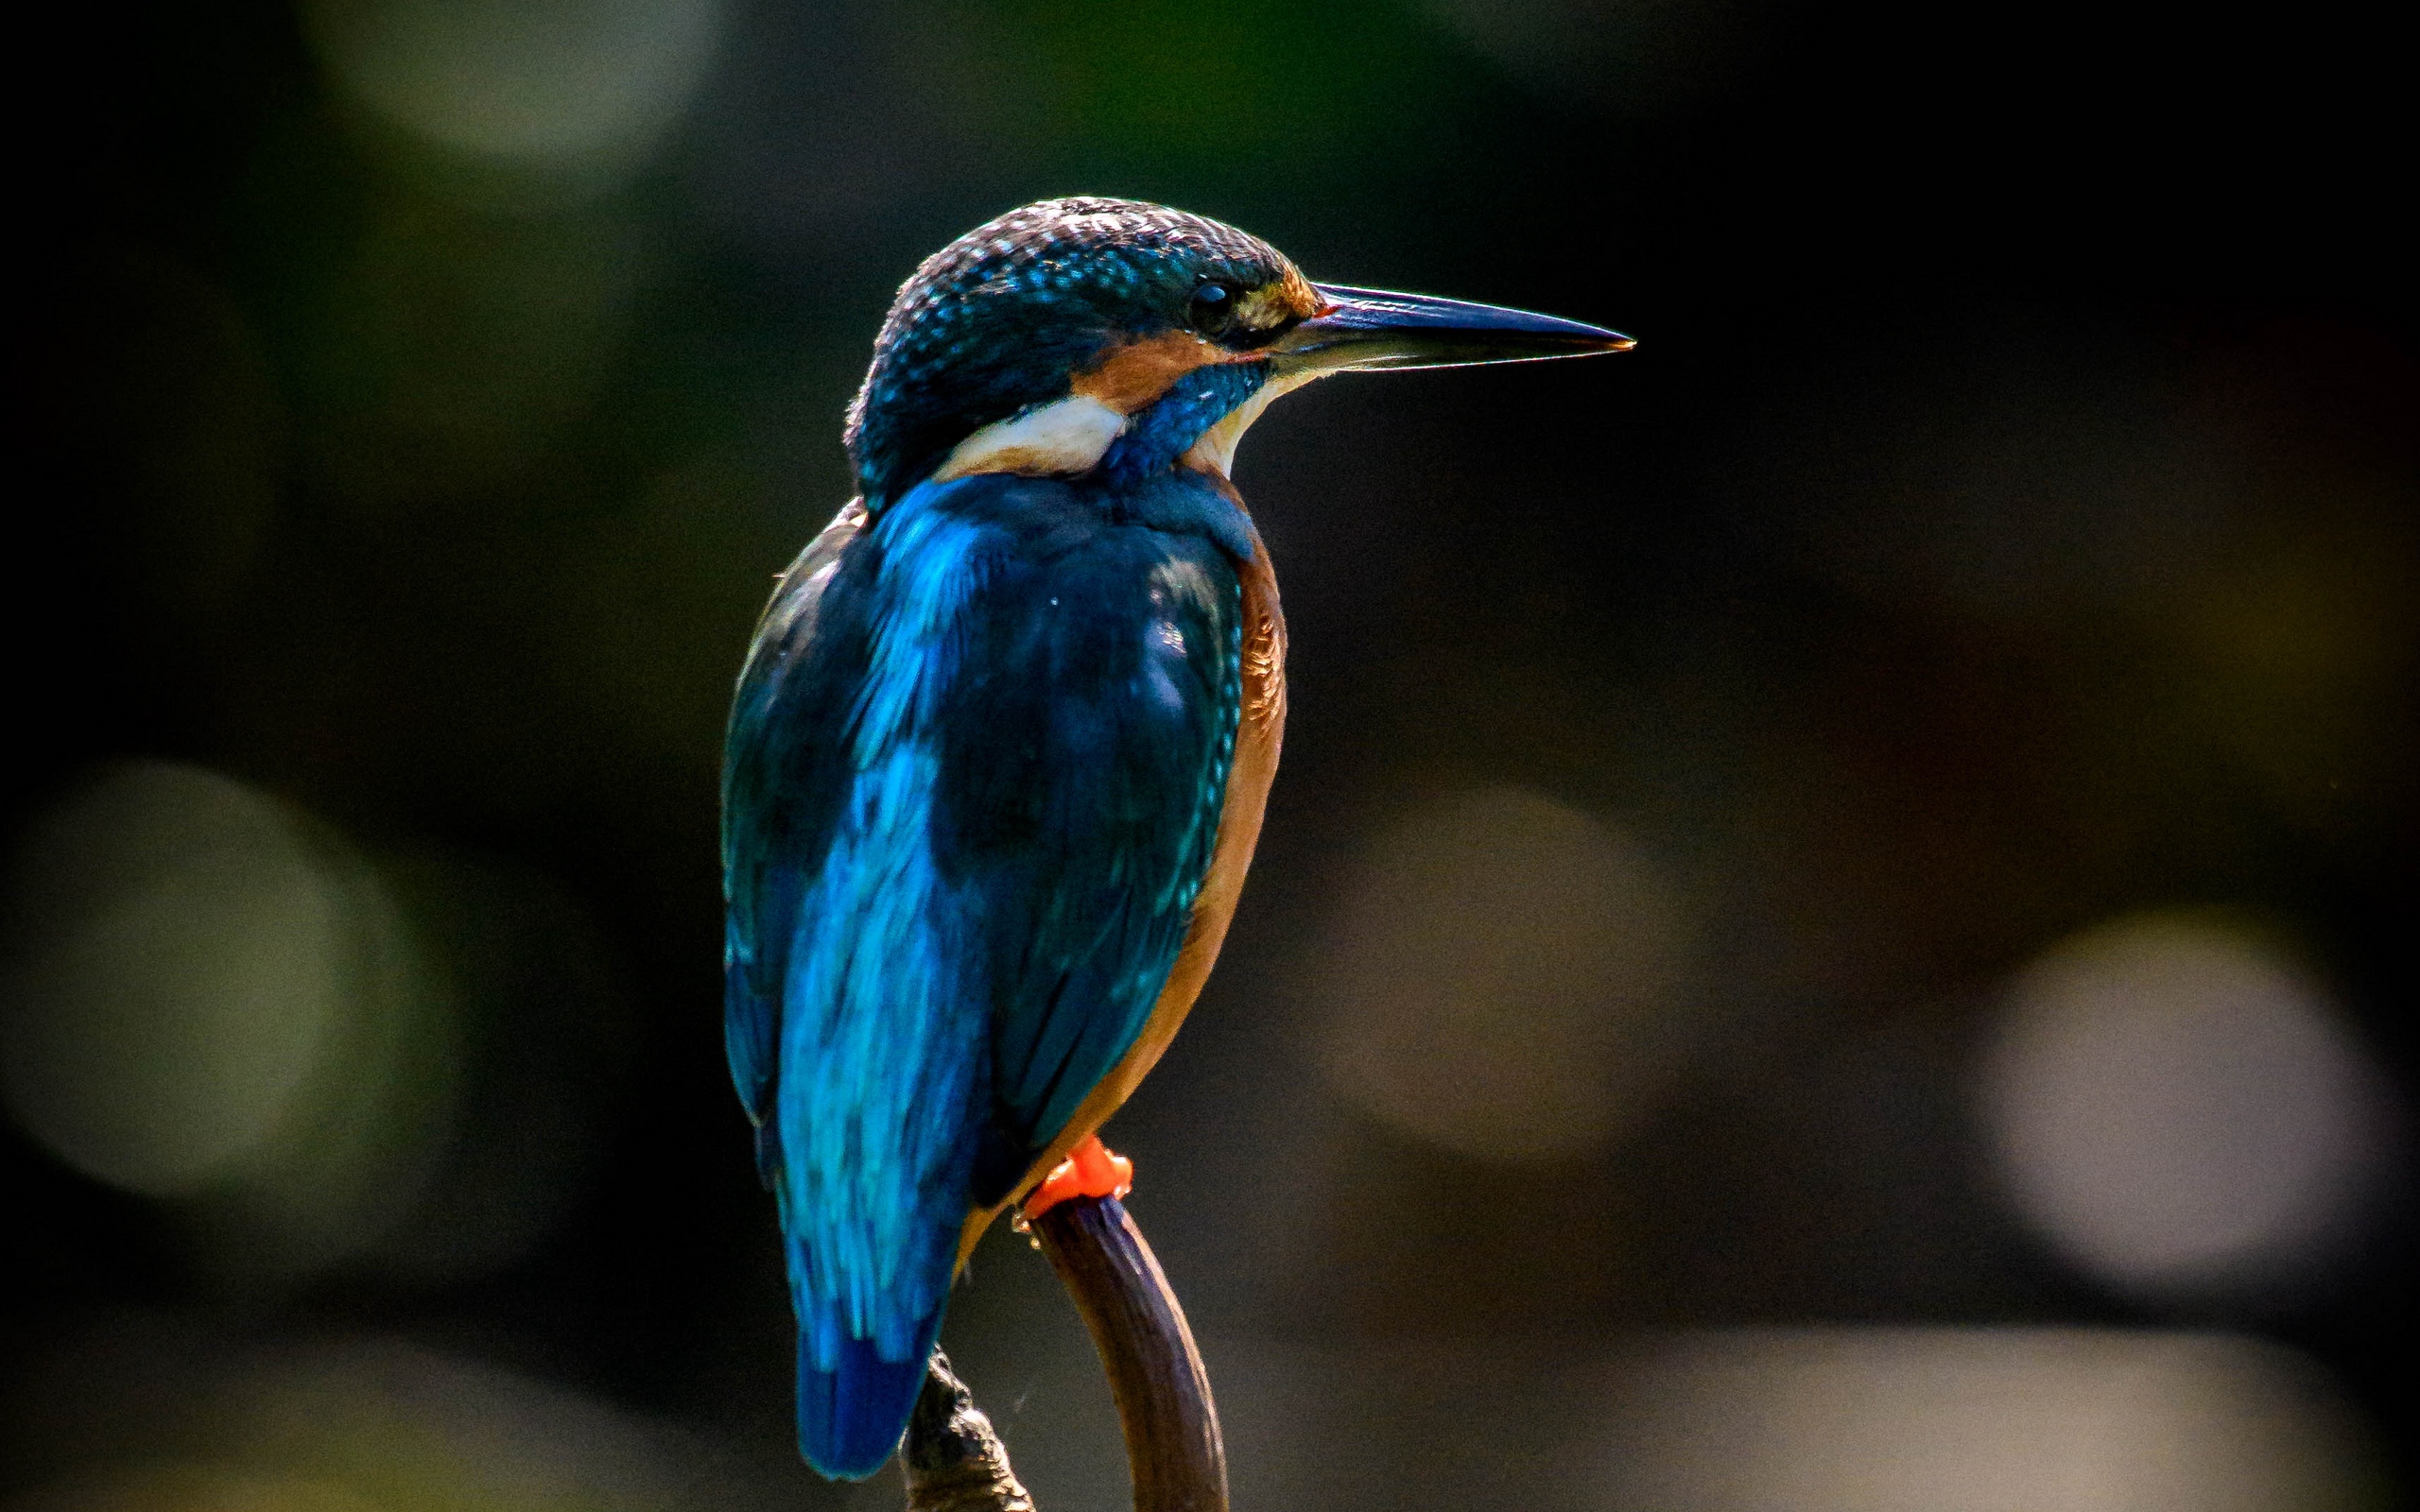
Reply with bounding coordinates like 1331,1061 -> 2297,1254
722,197 -> 1629,1479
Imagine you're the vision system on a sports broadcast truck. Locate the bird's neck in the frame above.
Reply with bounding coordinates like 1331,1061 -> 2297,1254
890,443 -> 1260,565
928,361 -> 1270,492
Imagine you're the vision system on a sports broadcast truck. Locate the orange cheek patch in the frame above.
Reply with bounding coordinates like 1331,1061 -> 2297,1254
1071,329 -> 1232,413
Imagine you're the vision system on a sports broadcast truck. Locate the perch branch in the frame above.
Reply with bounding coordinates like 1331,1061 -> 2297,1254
1028,1193 -> 1229,1512
901,1193 -> 1227,1512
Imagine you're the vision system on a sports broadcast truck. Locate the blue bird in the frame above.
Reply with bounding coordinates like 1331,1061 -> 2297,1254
722,198 -> 1629,1479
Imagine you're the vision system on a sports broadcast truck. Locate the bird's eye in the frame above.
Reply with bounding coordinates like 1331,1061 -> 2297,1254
1187,282 -> 1236,337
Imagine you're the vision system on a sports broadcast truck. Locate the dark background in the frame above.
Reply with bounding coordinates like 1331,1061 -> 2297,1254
7,0 -> 2412,1507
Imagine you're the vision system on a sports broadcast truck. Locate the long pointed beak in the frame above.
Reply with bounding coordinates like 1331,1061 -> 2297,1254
1269,283 -> 1634,377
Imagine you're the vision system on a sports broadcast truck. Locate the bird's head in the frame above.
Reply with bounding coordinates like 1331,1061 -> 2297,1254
845,197 -> 1631,508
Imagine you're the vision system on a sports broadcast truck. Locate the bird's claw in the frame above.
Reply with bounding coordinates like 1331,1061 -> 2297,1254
1021,1134 -> 1132,1220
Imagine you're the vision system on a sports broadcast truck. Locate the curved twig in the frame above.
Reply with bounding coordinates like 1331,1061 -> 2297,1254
901,1194 -> 1226,1512
1028,1194 -> 1229,1512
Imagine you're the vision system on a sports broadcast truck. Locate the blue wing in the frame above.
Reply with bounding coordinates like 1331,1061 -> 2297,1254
721,472 -> 1245,1478
723,502 -> 864,1181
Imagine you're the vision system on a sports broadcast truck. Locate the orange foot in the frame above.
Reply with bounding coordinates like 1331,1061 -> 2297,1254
1021,1134 -> 1133,1220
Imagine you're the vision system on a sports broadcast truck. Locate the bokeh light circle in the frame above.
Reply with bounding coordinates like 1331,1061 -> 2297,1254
0,764 -> 357,1194
0,762 -> 462,1281
1314,785 -> 1694,1161
1979,912 -> 2391,1305
300,0 -> 726,170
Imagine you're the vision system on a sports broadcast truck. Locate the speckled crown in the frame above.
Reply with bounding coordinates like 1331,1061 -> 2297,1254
844,198 -> 1311,505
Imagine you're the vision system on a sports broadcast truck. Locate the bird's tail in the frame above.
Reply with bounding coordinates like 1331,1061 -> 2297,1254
795,1308 -> 948,1480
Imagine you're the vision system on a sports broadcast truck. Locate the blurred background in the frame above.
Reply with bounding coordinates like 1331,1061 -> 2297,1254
5,0 -> 2412,1507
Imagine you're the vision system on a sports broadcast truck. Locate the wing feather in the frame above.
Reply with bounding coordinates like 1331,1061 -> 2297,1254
720,472 -> 1248,1475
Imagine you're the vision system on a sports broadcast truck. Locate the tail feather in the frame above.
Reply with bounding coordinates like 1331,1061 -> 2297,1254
795,1312 -> 947,1480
